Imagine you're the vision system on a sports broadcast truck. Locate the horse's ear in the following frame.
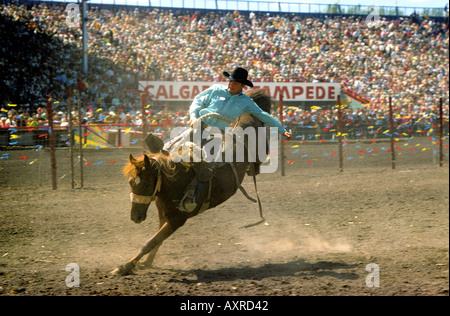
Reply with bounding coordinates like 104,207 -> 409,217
144,154 -> 151,169
129,154 -> 137,165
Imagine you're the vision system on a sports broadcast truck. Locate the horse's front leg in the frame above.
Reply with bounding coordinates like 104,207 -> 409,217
140,207 -> 167,269
112,222 -> 175,276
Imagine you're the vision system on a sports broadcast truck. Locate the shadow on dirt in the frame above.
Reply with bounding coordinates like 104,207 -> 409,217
168,259 -> 360,283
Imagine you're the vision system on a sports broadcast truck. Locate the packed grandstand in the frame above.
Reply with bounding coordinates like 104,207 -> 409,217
0,0 -> 448,141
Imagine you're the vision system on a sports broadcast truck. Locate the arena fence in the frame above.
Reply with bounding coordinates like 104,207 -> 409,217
0,123 -> 176,148
1,96 -> 448,189
2,113 -> 447,148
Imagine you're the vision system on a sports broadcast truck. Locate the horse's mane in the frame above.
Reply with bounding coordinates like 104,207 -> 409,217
123,153 -> 178,179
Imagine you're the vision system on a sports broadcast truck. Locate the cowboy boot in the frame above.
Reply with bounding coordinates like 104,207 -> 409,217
178,162 -> 213,213
180,180 -> 209,212
179,178 -> 197,212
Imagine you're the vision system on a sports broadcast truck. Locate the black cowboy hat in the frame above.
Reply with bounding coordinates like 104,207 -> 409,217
223,67 -> 254,87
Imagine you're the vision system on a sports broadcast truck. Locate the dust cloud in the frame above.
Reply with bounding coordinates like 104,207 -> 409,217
239,229 -> 353,260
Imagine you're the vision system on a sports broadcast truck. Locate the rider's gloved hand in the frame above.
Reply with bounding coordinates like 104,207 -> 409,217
189,118 -> 201,129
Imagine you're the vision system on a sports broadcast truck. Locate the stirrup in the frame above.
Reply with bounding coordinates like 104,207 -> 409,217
178,182 -> 197,213
178,194 -> 197,213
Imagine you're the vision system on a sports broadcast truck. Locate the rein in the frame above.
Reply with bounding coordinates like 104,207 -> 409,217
130,169 -> 162,205
238,163 -> 267,229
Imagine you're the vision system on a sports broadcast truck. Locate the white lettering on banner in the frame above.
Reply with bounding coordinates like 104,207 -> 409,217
139,82 -> 340,102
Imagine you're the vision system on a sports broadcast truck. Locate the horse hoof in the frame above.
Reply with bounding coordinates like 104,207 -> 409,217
136,263 -> 152,270
111,264 -> 135,276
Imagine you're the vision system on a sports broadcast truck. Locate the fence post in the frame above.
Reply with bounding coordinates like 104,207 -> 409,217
68,100 -> 75,189
439,97 -> 444,167
117,125 -> 122,147
388,96 -> 396,170
78,99 -> 84,188
279,93 -> 285,176
337,95 -> 344,172
46,95 -> 57,190
141,93 -> 147,153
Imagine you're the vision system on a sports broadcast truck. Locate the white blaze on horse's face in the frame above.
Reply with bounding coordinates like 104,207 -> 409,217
128,176 -> 140,188
128,174 -> 147,202
128,171 -> 151,223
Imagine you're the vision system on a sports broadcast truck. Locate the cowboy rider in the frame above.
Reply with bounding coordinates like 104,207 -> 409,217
179,67 -> 291,212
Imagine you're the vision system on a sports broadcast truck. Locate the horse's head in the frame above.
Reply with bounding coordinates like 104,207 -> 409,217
245,88 -> 271,113
125,154 -> 162,223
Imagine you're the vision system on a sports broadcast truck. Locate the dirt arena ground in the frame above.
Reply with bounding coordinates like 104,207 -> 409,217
1,137 -> 448,296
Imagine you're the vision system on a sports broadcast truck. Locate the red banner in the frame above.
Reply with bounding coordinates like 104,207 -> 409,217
139,82 -> 341,102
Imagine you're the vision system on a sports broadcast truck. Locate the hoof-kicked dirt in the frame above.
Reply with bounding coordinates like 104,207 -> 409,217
1,139 -> 448,296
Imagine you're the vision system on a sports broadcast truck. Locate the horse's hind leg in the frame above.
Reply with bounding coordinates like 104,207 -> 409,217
140,244 -> 161,269
112,222 -> 175,276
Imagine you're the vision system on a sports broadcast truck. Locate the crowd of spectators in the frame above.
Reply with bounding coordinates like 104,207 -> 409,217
1,102 -> 446,141
0,1 -> 449,140
0,105 -> 189,129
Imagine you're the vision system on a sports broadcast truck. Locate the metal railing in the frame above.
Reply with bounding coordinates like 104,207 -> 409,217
2,116 -> 448,148
20,0 -> 449,17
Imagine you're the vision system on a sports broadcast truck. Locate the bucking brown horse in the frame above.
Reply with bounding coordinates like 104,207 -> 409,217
112,90 -> 271,276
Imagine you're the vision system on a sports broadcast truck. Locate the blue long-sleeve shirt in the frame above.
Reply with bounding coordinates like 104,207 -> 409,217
189,84 -> 286,134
